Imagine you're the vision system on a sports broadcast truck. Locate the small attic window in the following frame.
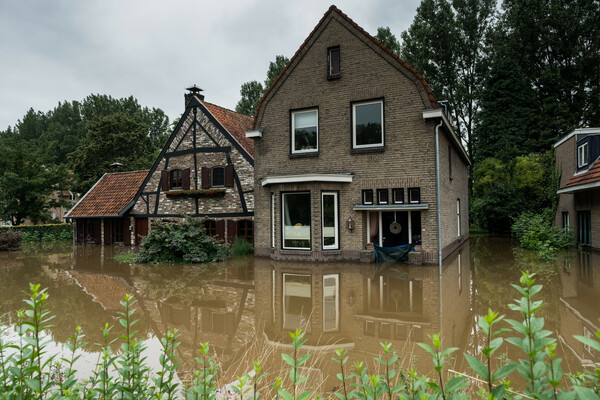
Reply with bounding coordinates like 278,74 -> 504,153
327,46 -> 340,79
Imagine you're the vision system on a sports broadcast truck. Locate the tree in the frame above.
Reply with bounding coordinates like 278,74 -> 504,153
68,112 -> 156,194
0,134 -> 67,225
235,55 -> 290,117
375,26 -> 401,55
474,55 -> 540,163
235,81 -> 264,117
401,0 -> 497,176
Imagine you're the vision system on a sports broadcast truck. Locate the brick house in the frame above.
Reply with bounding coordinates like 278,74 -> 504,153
246,6 -> 469,264
65,170 -> 149,244
555,128 -> 600,250
128,88 -> 254,244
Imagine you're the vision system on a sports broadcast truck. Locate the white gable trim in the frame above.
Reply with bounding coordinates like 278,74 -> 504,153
261,173 -> 353,186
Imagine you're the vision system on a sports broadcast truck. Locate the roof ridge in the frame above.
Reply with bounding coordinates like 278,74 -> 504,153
252,5 -> 438,128
106,170 -> 149,175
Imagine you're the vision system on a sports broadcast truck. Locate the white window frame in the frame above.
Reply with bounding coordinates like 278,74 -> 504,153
291,109 -> 318,154
377,189 -> 388,205
282,192 -> 311,250
321,192 -> 339,250
578,142 -> 589,168
271,192 -> 275,248
392,188 -> 404,204
352,100 -> 384,149
322,274 -> 339,332
408,188 -> 420,204
362,189 -> 373,205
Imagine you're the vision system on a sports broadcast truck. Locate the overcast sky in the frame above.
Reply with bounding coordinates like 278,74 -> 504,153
0,0 -> 421,131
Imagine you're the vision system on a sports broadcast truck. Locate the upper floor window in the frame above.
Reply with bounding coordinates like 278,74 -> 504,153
212,166 -> 225,187
170,169 -> 183,188
352,100 -> 384,149
327,46 -> 340,78
362,189 -> 373,205
291,109 -> 318,154
578,142 -> 589,168
377,189 -> 388,204
408,187 -> 421,204
392,188 -> 404,204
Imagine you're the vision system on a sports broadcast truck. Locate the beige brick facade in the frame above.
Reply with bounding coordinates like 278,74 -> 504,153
250,7 -> 469,264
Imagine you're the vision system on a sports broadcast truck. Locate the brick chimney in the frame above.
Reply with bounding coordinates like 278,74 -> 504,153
185,84 -> 204,107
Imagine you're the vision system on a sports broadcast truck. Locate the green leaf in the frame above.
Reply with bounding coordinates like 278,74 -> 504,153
279,389 -> 293,400
25,378 -> 41,393
281,353 -> 295,367
492,363 -> 517,381
532,360 -> 546,379
464,354 -> 489,381
573,386 -> 600,400
297,353 -> 310,366
574,335 -> 600,353
445,376 -> 467,393
297,391 -> 312,400
417,342 -> 435,357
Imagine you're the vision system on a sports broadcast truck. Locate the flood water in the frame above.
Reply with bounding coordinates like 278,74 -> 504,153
0,235 -> 598,393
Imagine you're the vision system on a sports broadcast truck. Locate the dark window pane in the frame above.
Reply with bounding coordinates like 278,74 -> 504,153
212,167 -> 225,187
355,102 -> 383,147
283,192 -> 311,249
329,47 -> 340,75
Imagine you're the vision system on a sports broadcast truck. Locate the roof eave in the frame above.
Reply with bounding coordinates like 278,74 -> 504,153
423,109 -> 470,165
64,173 -> 108,218
557,180 -> 600,194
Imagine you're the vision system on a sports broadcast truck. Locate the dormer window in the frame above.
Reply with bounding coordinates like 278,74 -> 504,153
578,142 -> 589,168
327,46 -> 340,79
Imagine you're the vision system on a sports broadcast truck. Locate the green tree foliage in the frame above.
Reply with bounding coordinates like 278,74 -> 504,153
0,133 -> 67,225
474,55 -> 540,163
235,81 -> 264,117
235,55 -> 290,117
471,153 -> 559,232
375,26 -> 401,55
401,0 -> 496,173
68,112 -> 156,194
500,0 -> 600,134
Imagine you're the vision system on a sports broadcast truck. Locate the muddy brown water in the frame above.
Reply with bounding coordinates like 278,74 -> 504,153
0,235 -> 598,393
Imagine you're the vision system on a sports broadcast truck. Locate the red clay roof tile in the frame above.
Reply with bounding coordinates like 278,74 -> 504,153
204,102 -> 254,158
67,170 -> 148,217
564,157 -> 600,189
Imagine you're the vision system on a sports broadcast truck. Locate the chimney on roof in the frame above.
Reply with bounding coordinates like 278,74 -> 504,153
110,162 -> 124,173
185,84 -> 204,107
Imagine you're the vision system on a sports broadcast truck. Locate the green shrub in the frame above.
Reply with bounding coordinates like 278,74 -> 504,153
0,223 -> 72,243
0,230 -> 22,251
231,237 -> 254,256
137,218 -> 230,263
511,211 -> 573,259
1,276 -> 599,399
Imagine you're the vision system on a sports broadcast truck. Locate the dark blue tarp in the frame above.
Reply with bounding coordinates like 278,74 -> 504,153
374,243 -> 415,263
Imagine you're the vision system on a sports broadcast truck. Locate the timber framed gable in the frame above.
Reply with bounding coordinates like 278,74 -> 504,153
130,92 -> 254,242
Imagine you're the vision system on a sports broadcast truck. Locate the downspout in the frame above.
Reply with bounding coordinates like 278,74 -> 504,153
434,119 -> 443,338
434,119 -> 443,267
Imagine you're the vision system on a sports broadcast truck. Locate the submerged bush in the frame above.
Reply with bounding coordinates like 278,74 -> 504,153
0,230 -> 22,251
231,237 -> 254,256
1,274 -> 599,399
137,218 -> 230,263
0,223 -> 72,243
512,211 -> 573,259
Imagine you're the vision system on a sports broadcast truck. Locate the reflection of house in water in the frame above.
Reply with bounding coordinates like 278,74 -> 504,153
253,241 -> 471,392
558,251 -> 600,367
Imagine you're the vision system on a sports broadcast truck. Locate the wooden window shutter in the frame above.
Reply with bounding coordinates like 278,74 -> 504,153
225,165 -> 234,187
216,220 -> 225,242
202,167 -> 210,189
182,168 -> 191,190
227,220 -> 236,244
104,219 -> 112,245
161,170 -> 169,190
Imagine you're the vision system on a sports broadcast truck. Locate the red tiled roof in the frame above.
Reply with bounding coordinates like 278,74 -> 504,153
564,157 -> 600,189
67,170 -> 148,218
252,5 -> 438,128
204,102 -> 254,158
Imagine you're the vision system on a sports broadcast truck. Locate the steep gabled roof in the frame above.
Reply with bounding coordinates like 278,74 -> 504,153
252,4 -> 438,128
204,102 -> 254,158
563,157 -> 600,190
65,170 -> 148,218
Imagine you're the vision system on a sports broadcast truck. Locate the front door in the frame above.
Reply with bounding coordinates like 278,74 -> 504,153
381,211 -> 408,247
135,218 -> 149,245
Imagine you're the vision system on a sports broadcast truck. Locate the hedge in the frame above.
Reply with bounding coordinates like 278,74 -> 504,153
0,223 -> 72,243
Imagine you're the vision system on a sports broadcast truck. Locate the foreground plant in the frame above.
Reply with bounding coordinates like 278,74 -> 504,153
279,329 -> 311,400
418,333 -> 467,399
